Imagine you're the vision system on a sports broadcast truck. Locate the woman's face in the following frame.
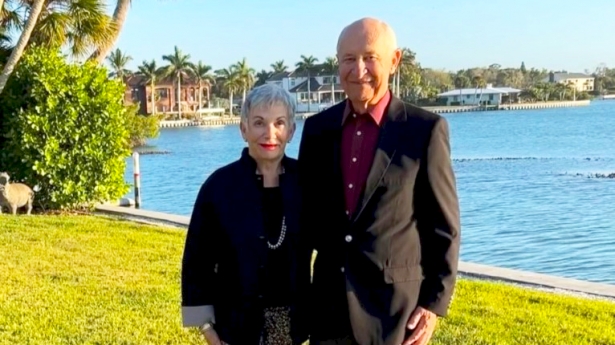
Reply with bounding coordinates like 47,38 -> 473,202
240,103 -> 295,164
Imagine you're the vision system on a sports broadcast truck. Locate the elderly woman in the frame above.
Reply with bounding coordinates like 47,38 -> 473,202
181,84 -> 311,345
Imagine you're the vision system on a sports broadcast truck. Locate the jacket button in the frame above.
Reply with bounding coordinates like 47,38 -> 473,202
259,235 -> 265,240
345,235 -> 352,243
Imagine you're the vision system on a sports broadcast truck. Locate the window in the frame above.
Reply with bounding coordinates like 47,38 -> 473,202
323,76 -> 332,84
290,78 -> 295,86
157,89 -> 168,98
466,95 -> 471,99
489,94 -> 494,100
131,88 -> 139,101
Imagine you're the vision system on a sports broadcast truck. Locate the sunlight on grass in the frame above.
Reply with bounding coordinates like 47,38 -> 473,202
0,214 -> 613,344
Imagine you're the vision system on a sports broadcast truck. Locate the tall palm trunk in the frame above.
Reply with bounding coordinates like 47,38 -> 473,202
199,83 -> 203,112
206,86 -> 210,108
0,0 -> 46,93
151,81 -> 156,115
90,0 -> 131,63
177,74 -> 182,119
242,87 -> 246,105
229,90 -> 233,116
307,73 -> 311,112
331,80 -> 335,104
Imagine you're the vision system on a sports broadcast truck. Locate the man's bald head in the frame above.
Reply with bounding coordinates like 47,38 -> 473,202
336,18 -> 402,112
337,18 -> 398,55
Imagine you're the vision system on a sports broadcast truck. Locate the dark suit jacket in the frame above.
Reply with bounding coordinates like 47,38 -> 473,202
298,97 -> 461,345
182,148 -> 311,345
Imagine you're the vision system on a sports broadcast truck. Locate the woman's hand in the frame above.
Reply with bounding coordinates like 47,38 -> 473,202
200,325 -> 223,345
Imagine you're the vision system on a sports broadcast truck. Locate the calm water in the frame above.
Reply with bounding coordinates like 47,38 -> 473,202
124,101 -> 615,285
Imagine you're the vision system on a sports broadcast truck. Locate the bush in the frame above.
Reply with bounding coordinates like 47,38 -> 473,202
0,46 -> 130,210
125,104 -> 160,148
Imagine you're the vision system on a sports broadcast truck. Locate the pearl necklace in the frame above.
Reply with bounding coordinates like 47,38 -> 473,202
267,216 -> 287,250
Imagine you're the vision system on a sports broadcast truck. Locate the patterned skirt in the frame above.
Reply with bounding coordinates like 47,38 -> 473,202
259,306 -> 293,345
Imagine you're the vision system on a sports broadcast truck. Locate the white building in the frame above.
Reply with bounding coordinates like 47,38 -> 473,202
437,85 -> 522,106
266,70 -> 346,113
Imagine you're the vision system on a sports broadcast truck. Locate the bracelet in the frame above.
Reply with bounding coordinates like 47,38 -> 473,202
200,322 -> 214,332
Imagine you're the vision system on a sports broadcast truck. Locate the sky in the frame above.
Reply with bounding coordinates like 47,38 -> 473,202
113,0 -> 615,74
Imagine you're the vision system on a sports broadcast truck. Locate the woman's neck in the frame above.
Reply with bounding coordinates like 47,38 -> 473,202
256,157 -> 283,187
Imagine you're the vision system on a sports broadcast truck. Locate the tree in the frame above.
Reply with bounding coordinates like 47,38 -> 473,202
137,59 -> 162,115
0,0 -> 46,94
0,46 -> 131,209
162,46 -> 194,119
454,74 -> 470,105
233,58 -> 255,104
255,70 -> 272,87
271,60 -> 288,73
520,61 -> 527,74
322,56 -> 338,104
28,0 -> 115,58
192,61 -> 215,112
473,75 -> 486,105
107,48 -> 132,80
295,55 -> 318,112
216,67 -> 241,116
90,0 -> 131,63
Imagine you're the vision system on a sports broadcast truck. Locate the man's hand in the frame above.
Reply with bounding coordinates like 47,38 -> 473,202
402,307 -> 437,345
200,325 -> 223,345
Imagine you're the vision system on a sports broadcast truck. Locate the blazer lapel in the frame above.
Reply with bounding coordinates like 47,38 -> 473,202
352,97 -> 406,223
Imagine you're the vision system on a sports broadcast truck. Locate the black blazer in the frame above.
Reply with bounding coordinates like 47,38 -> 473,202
298,97 -> 461,345
182,148 -> 311,345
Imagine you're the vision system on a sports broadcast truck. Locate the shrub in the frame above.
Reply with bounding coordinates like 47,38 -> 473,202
125,104 -> 160,148
0,46 -> 130,210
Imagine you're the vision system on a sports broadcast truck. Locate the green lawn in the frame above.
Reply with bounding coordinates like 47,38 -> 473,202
0,215 -> 614,345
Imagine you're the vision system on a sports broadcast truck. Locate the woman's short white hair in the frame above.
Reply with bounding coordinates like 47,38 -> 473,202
241,84 -> 296,125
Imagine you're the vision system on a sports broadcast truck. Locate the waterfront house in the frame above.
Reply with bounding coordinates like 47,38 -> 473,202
124,75 -> 205,115
437,85 -> 522,106
542,72 -> 595,92
266,68 -> 346,113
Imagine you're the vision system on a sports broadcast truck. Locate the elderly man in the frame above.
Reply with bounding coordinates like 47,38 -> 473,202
298,18 -> 460,345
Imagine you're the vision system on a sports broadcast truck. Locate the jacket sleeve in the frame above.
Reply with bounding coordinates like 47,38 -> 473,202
417,117 -> 461,316
181,176 -> 221,326
297,117 -> 319,253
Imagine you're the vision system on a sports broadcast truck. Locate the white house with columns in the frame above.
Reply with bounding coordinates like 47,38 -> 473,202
266,70 -> 346,113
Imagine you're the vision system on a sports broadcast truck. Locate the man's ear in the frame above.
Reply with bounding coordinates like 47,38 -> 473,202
391,48 -> 402,75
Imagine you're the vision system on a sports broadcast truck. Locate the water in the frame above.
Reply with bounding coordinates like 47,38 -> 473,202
124,101 -> 615,285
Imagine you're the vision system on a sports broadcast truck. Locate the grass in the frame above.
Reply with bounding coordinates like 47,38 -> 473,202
0,215 -> 614,345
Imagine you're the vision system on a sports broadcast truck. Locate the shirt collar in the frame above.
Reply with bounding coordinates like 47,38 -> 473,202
342,90 -> 391,126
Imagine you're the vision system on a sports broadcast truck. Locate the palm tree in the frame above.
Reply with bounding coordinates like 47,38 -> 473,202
137,60 -> 162,115
216,67 -> 241,116
473,75 -> 486,105
322,56 -> 338,104
233,58 -> 255,104
454,74 -> 470,105
271,60 -> 288,74
295,55 -> 318,112
162,46 -> 194,119
90,0 -> 131,63
566,80 -> 576,101
0,0 -> 46,93
255,70 -> 272,87
27,0 -> 115,58
106,48 -> 132,80
191,61 -> 215,112
396,48 -> 416,97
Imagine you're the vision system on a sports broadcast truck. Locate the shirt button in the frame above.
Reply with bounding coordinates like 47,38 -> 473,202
352,157 -> 357,163
345,235 -> 353,243
353,114 -> 357,118
345,210 -> 350,216
340,267 -> 345,273
357,131 -> 362,136
348,184 -> 353,189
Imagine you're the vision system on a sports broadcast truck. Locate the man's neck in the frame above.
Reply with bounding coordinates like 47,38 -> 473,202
350,90 -> 389,114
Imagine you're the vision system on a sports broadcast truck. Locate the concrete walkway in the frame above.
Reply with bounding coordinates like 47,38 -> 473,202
95,205 -> 615,300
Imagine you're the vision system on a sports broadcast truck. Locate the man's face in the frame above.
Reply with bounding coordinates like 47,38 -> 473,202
337,28 -> 399,107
